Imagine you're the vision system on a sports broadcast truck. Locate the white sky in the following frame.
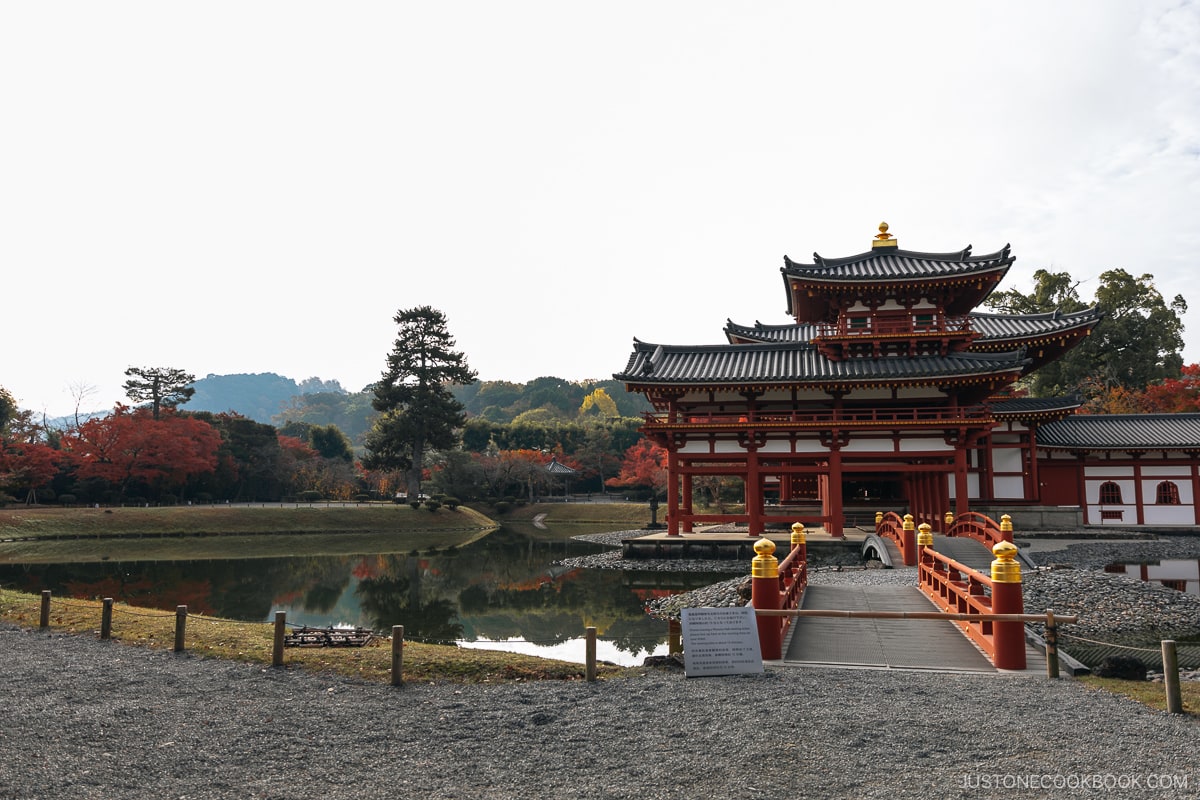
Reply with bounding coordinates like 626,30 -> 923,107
3,1 -> 1199,418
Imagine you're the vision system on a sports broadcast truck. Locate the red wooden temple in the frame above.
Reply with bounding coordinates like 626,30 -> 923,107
617,223 -> 1200,535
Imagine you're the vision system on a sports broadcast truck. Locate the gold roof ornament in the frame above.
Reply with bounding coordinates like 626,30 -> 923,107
872,221 -> 898,249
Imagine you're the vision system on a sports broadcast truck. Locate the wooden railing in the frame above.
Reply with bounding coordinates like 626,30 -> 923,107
918,544 -> 1026,669
875,511 -> 917,566
814,315 -> 974,339
750,532 -> 808,660
944,511 -> 1013,550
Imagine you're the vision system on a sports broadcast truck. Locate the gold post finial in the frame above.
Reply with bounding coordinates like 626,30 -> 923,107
991,541 -> 1022,583
791,522 -> 807,546
917,523 -> 933,547
751,537 -> 779,578
872,221 -> 898,249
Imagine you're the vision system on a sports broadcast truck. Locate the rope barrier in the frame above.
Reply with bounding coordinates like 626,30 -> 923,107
1057,631 -> 1198,654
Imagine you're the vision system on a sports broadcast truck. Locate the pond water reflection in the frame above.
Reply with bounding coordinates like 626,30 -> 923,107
0,524 -> 729,666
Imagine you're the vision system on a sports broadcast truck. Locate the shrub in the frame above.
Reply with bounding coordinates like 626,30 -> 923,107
443,496 -> 461,510
58,494 -> 77,506
354,493 -> 372,502
0,492 -> 14,507
195,492 -> 214,504
299,490 -> 323,503
160,494 -> 178,506
494,501 -> 512,514
424,500 -> 442,512
409,501 -> 420,510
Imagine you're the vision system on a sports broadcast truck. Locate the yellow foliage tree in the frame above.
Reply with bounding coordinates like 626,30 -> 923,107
579,388 -> 618,418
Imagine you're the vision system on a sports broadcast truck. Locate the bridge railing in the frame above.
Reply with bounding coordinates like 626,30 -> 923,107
874,511 -> 917,566
942,511 -> 1013,549
918,539 -> 1026,670
750,524 -> 809,660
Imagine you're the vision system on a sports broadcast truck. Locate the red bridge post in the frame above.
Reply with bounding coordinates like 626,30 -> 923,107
751,537 -> 781,660
902,513 -> 917,566
990,540 -> 1026,670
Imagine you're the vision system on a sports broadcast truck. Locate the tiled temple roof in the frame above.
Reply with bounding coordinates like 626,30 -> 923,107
724,307 -> 1102,346
991,396 -> 1083,417
616,339 -> 1029,387
1037,414 -> 1200,450
781,244 -> 1014,283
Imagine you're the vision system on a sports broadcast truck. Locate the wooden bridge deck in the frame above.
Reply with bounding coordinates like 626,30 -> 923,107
782,583 -> 1048,673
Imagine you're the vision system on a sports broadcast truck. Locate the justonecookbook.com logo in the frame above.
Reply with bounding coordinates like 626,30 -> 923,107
959,773 -> 1189,791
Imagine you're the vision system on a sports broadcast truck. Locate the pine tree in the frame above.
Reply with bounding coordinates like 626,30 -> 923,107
363,306 -> 476,498
123,367 -> 196,420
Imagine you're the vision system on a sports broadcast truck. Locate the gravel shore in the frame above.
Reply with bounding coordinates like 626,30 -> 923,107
1,622 -> 1196,800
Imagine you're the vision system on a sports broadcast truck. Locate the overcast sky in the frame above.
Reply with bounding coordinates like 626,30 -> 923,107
3,2 -> 1198,418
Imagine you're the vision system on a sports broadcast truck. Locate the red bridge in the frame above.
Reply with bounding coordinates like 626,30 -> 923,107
750,512 -> 1065,674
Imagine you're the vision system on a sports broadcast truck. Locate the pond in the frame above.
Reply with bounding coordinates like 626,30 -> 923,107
0,524 -> 730,666
1104,559 -> 1199,597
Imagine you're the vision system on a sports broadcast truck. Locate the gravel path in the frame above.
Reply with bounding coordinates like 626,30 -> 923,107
1,622 -> 1196,800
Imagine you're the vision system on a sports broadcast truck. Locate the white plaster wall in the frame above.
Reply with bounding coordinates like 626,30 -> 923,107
992,449 -> 1023,472
898,438 -> 952,452
1086,466 -> 1134,478
678,441 -> 713,454
947,473 -> 978,501
1143,505 -> 1196,525
993,475 -> 1026,498
1142,466 -> 1192,477
712,441 -> 747,454
842,438 -> 894,453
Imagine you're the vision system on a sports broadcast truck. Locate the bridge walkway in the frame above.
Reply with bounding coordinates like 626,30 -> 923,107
782,578 -> 1048,673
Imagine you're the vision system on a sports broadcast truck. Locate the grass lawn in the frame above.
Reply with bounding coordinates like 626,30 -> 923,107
1079,675 -> 1200,717
0,589 -> 632,684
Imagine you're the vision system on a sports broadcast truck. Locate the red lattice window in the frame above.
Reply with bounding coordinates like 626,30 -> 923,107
1099,482 -> 1123,505
1156,481 -> 1181,505
1100,510 -> 1124,520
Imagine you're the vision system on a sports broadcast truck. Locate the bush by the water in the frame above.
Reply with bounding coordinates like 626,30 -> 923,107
1094,655 -> 1147,681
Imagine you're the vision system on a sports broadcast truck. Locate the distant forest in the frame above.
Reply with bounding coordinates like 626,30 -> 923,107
184,372 -> 651,447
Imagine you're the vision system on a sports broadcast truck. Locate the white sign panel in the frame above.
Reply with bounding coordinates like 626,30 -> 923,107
681,607 -> 764,678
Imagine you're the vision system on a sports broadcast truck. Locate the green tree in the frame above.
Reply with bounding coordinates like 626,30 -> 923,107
0,386 -> 16,434
123,366 -> 196,420
363,306 -> 476,498
985,268 -> 1186,398
308,424 -> 354,462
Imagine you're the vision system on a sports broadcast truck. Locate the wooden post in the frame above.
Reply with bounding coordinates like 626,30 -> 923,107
101,598 -> 113,640
174,605 -> 187,652
40,590 -> 51,629
1162,640 -> 1183,714
1044,610 -> 1059,679
272,611 -> 286,667
750,538 -> 781,660
391,625 -> 404,686
989,542 -> 1026,670
585,626 -> 597,682
668,619 -> 681,654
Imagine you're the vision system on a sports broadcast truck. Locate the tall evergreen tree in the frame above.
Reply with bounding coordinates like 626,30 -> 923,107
123,366 -> 196,420
985,268 -> 1186,399
363,306 -> 476,498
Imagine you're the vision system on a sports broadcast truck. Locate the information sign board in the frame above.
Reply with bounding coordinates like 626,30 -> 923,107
681,607 -> 763,677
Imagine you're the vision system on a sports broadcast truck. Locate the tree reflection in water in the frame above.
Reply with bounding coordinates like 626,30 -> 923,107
0,524 -> 732,663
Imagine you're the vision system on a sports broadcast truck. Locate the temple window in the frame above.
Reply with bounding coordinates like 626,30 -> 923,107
1098,481 -> 1123,505
1156,481 -> 1181,505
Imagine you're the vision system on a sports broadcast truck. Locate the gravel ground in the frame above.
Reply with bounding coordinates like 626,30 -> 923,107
1,622 -> 1196,800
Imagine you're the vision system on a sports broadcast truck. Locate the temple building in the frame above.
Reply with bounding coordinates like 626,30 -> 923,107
615,224 -> 1200,534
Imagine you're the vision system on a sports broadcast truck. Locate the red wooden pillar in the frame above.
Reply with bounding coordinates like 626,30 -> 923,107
990,541 -> 1025,670
667,448 -> 681,536
1191,455 -> 1200,525
828,447 -> 844,537
1133,454 -> 1145,526
1076,453 -> 1089,525
681,471 -> 694,533
746,448 -> 763,536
